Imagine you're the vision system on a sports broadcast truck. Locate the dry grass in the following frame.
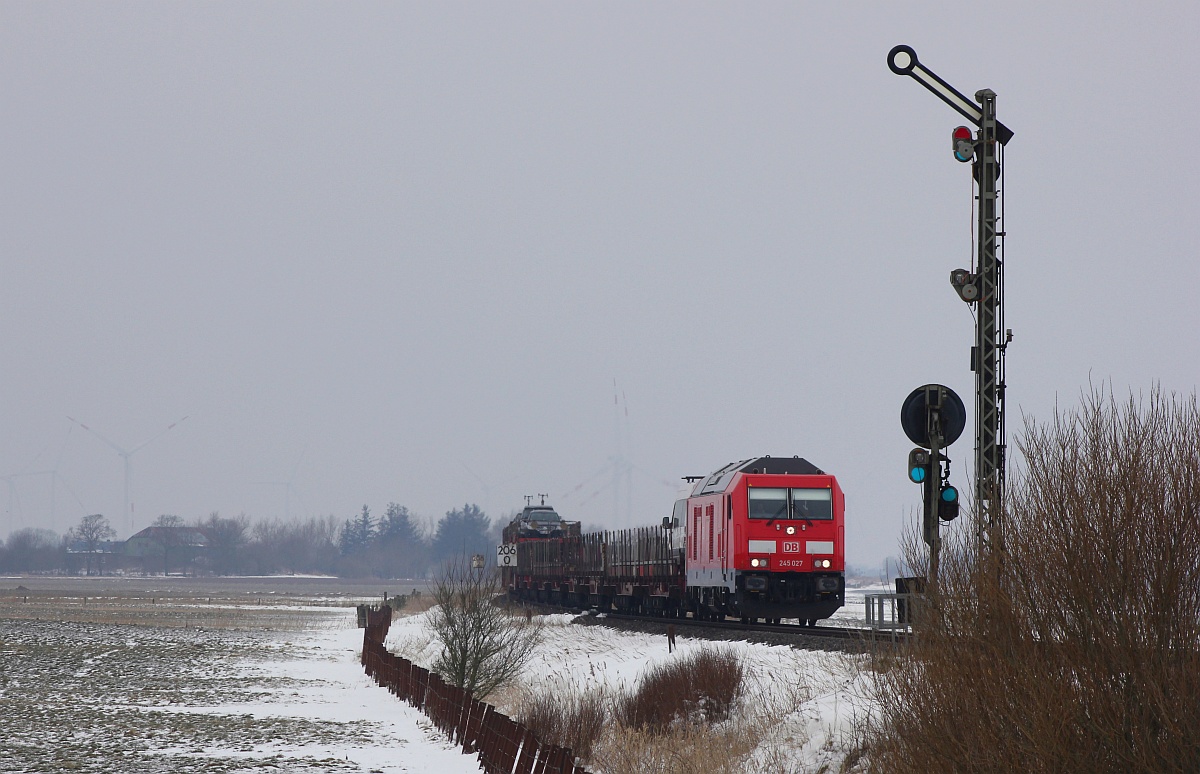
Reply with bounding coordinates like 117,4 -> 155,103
501,638 -> 859,768
394,589 -> 438,616
516,682 -> 608,760
513,646 -> 800,772
865,385 -> 1200,773
591,722 -> 764,774
614,646 -> 744,732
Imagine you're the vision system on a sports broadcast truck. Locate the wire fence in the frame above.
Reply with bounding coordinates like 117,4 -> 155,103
361,606 -> 593,774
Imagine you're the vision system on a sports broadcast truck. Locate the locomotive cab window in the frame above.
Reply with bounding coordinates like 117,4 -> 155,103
748,487 -> 833,520
791,488 -> 833,520
748,488 -> 788,520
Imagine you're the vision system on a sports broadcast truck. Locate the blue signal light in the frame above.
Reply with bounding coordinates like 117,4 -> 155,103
907,448 -> 930,484
952,126 -> 974,163
938,483 -> 961,521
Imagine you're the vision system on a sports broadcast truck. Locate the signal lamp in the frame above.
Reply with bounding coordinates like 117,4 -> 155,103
950,268 -> 980,303
952,126 -> 975,163
939,485 -> 960,521
908,448 -> 931,484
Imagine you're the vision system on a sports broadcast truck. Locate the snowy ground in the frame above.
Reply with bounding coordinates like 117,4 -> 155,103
386,598 -> 886,773
0,595 -> 478,773
1,581 -> 888,773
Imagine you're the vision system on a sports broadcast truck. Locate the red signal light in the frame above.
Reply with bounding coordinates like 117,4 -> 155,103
952,126 -> 975,163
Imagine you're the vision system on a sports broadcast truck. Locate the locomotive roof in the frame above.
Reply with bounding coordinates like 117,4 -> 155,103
738,456 -> 824,476
693,456 -> 825,495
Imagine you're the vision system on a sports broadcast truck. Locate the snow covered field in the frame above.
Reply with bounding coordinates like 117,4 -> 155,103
2,581 -> 885,773
0,593 -> 479,773
387,604 -> 880,772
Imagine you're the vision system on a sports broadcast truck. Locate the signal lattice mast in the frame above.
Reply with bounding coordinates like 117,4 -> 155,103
887,45 -> 1014,570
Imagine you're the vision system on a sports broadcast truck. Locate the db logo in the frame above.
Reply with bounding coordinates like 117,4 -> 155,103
782,541 -> 801,553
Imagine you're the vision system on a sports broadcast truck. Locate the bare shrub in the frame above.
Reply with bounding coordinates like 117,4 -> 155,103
615,646 -> 744,732
867,385 -> 1200,773
428,558 -> 543,700
516,683 -> 607,760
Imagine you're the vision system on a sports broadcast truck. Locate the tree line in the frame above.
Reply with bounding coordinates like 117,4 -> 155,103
0,502 -> 502,579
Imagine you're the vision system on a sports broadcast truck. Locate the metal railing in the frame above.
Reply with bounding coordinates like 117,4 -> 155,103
864,592 -> 922,638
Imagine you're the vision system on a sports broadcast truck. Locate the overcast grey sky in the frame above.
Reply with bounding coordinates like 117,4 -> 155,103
2,2 -> 1197,566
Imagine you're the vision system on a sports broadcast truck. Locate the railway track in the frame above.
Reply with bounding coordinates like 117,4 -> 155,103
596,610 -> 910,646
511,597 -> 910,650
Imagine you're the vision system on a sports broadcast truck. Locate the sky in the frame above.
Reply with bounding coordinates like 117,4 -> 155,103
2,2 -> 1197,566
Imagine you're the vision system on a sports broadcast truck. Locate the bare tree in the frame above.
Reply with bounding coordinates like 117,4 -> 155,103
197,511 -> 249,575
428,557 -> 542,699
0,528 -> 63,572
69,514 -> 115,576
868,385 -> 1200,773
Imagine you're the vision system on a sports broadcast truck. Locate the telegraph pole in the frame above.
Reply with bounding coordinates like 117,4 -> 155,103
888,46 -> 1014,572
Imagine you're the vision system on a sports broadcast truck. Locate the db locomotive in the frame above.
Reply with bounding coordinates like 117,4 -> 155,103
502,456 -> 845,625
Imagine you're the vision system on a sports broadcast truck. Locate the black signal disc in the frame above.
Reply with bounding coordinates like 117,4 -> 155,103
901,384 -> 967,448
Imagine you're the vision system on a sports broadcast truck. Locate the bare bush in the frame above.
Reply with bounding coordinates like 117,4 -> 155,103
516,683 -> 608,760
867,385 -> 1200,773
615,646 -> 744,732
428,558 -> 543,700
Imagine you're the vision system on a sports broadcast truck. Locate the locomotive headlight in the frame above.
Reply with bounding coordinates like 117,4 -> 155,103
750,558 -> 768,568
786,526 -> 796,535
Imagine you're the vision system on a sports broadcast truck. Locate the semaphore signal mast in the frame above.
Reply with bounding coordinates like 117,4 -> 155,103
887,45 -> 1014,574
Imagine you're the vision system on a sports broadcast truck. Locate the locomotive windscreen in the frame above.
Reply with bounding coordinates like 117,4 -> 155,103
748,487 -> 832,520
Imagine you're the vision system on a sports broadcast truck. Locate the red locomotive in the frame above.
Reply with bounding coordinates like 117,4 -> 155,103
504,456 -> 845,626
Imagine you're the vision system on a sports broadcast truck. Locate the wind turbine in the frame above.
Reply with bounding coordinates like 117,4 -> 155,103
13,426 -> 79,527
253,451 -> 306,521
67,415 -> 189,535
1,474 -> 21,536
560,384 -> 677,527
614,381 -> 633,526
2,430 -> 62,534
